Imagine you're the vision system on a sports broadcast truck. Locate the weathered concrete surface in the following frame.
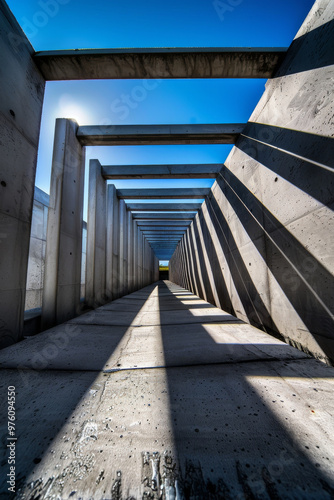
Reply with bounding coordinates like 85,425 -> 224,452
170,0 -> 334,366
34,47 -> 287,81
86,160 -> 107,308
132,213 -> 195,220
77,124 -> 244,146
117,188 -> 210,199
102,163 -> 222,179
127,203 -> 202,211
25,187 -> 88,312
127,211 -> 134,294
42,119 -> 85,330
106,185 -> 119,301
0,281 -> 334,499
24,188 -> 49,311
0,0 -> 45,347
137,220 -> 192,226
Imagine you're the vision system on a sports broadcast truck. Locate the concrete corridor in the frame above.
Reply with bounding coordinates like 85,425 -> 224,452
1,281 -> 334,499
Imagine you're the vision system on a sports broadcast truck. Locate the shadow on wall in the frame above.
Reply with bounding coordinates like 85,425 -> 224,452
170,145 -> 334,365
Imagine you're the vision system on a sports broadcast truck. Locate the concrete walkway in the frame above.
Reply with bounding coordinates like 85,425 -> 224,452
1,281 -> 334,499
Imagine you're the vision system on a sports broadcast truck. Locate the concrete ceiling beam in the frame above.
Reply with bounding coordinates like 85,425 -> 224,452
34,47 -> 287,80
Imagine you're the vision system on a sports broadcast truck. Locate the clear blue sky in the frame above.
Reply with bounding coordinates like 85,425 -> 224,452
7,0 -> 315,262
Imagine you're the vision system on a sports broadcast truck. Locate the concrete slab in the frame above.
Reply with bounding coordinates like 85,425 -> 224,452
0,281 -> 334,498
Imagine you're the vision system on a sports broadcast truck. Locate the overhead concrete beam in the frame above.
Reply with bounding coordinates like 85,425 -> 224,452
101,164 -> 222,179
34,47 -> 287,80
136,220 -> 192,226
117,188 -> 210,199
127,203 -> 202,211
132,213 -> 196,220
77,124 -> 244,146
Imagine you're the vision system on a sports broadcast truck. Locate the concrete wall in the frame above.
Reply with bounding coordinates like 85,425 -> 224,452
170,0 -> 334,366
25,187 -> 87,311
0,0 -> 45,347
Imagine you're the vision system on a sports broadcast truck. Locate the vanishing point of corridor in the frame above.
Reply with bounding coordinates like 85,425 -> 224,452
1,281 -> 334,498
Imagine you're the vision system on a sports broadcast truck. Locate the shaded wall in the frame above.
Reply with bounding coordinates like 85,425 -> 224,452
0,0 -> 45,347
170,0 -> 334,365
25,187 -> 87,311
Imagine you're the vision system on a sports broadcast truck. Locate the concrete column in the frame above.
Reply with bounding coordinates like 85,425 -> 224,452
127,211 -> 134,293
106,184 -> 119,301
0,1 -> 45,347
42,119 -> 85,329
138,230 -> 143,289
86,159 -> 107,308
133,220 -> 138,291
118,199 -> 128,296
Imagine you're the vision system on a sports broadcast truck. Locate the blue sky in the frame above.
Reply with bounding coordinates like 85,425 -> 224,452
7,0 -> 315,261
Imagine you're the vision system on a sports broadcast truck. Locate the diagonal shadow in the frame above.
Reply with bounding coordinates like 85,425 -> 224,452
213,167 -> 334,363
236,133 -> 334,209
204,195 -> 279,337
158,280 -> 334,498
273,19 -> 334,77
241,123 -> 334,170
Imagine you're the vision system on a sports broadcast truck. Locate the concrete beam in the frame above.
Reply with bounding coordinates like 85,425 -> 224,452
142,230 -> 187,233
42,119 -> 85,329
77,124 -> 244,146
101,164 -> 222,179
34,47 -> 287,80
86,159 -> 107,308
127,203 -> 202,211
117,188 -> 210,199
137,220 -> 192,226
132,213 -> 196,220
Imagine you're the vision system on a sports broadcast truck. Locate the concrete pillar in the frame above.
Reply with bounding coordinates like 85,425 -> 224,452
133,220 -> 138,291
127,211 -> 134,293
0,1 -> 45,347
118,199 -> 128,296
106,184 -> 119,301
138,230 -> 143,289
42,119 -> 85,329
86,159 -> 107,308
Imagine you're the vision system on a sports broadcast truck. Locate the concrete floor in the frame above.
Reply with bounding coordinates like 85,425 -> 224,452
1,281 -> 334,499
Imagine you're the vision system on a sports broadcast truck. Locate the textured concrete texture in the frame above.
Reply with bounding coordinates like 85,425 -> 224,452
25,188 -> 88,312
170,0 -> 334,366
0,0 -> 45,347
0,281 -> 334,499
86,160 -> 107,308
76,124 -> 244,146
42,119 -> 85,331
101,163 -> 222,179
33,48 -> 287,80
